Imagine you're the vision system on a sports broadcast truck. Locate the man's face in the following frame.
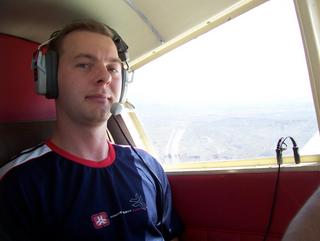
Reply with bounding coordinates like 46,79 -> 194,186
56,30 -> 122,126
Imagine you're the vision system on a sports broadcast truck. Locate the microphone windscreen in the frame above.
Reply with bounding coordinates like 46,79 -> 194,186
110,102 -> 123,116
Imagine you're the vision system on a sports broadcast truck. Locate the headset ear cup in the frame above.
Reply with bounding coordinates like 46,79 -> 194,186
276,137 -> 284,165
293,146 -> 300,164
276,149 -> 283,165
45,50 -> 58,99
33,50 -> 47,95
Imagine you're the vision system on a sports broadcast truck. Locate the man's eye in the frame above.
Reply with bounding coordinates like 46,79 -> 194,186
108,66 -> 121,73
76,63 -> 90,69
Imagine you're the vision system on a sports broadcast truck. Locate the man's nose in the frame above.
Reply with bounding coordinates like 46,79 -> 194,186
95,64 -> 112,86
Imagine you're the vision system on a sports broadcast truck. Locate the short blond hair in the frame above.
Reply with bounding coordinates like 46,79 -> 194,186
48,20 -> 114,55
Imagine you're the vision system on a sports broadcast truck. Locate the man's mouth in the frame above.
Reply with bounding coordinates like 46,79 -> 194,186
85,94 -> 111,104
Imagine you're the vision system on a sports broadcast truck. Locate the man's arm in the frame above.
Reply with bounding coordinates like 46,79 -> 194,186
282,186 -> 320,241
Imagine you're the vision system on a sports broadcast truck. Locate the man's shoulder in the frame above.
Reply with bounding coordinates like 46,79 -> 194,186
112,143 -> 165,176
0,143 -> 52,181
112,143 -> 157,163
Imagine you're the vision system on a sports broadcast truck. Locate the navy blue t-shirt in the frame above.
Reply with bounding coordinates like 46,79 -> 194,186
0,141 -> 182,241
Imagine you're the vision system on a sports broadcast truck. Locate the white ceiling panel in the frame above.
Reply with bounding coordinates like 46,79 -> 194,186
0,0 -> 266,68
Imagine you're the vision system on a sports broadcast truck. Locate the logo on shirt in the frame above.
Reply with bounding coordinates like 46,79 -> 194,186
91,212 -> 110,229
90,193 -> 147,229
129,193 -> 146,209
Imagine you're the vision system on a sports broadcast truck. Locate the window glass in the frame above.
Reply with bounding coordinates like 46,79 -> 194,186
127,0 -> 319,164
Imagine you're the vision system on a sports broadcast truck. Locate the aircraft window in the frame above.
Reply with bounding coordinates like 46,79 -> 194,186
127,0 -> 320,166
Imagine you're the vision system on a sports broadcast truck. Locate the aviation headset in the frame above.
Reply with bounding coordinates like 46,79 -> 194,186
31,23 -> 132,115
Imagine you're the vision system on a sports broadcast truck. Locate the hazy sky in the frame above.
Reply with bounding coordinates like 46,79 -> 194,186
128,0 -> 314,107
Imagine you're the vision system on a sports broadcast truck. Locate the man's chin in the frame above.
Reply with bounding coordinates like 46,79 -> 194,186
83,111 -> 111,126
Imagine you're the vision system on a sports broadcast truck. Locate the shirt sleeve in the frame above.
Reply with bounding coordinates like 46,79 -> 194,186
0,172 -> 34,241
136,149 -> 184,240
156,165 -> 184,240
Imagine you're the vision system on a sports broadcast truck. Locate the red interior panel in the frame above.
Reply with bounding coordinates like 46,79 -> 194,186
0,34 -> 55,122
169,170 -> 320,241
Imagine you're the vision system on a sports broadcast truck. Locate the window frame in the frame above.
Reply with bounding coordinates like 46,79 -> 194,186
120,0 -> 320,172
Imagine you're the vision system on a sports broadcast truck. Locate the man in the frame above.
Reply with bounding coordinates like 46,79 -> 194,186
282,186 -> 320,241
0,20 -> 182,241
